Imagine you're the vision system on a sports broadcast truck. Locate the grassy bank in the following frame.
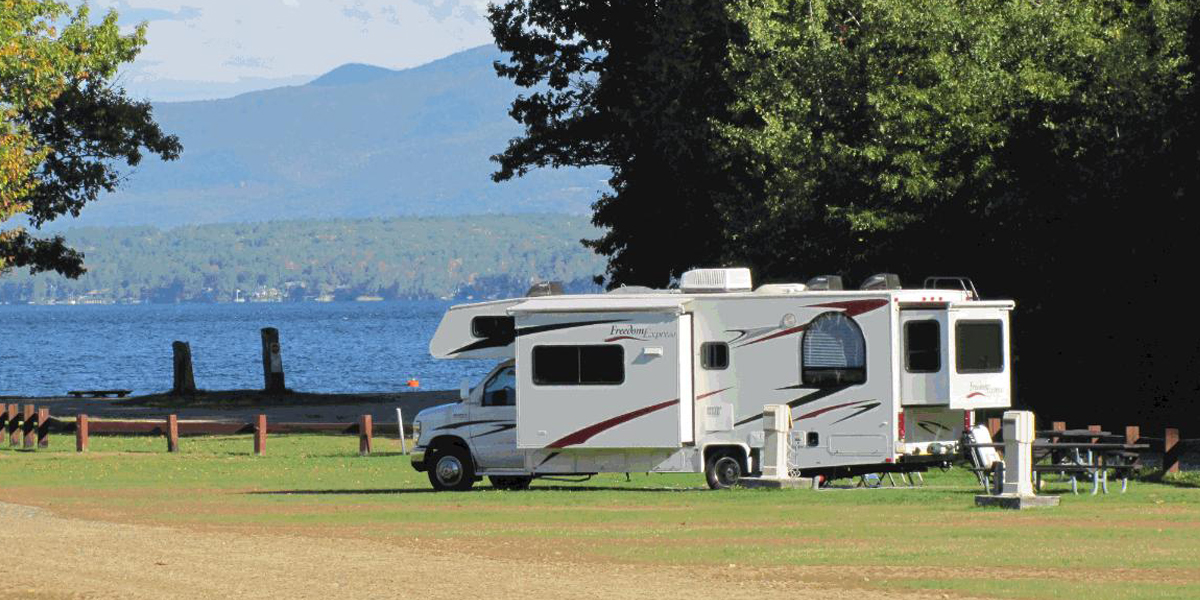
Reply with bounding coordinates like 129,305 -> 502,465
1,435 -> 1197,599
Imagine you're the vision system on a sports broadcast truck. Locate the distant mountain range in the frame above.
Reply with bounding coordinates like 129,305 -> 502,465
69,46 -> 608,228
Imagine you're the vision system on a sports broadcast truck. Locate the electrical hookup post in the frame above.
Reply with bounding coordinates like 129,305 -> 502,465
738,404 -> 819,489
976,411 -> 1060,509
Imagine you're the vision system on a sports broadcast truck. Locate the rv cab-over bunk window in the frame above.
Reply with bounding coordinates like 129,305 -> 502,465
801,312 -> 867,386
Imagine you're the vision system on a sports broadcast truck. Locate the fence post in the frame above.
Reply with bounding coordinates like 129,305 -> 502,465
171,341 -> 197,395
37,407 -> 49,448
359,415 -> 373,456
1164,428 -> 1180,474
254,414 -> 267,456
22,404 -> 35,449
1126,425 -> 1141,468
76,414 -> 89,452
167,414 -> 179,453
0,405 -> 8,445
260,328 -> 286,393
987,417 -> 1001,440
7,403 -> 18,447
1088,424 -> 1101,444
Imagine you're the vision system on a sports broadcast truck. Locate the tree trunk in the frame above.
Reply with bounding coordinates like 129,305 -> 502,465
172,341 -> 197,395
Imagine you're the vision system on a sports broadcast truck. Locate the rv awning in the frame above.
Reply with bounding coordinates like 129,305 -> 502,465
508,297 -> 688,314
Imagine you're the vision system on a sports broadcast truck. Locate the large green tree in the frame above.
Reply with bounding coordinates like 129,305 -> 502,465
488,0 -> 756,287
0,0 -> 180,277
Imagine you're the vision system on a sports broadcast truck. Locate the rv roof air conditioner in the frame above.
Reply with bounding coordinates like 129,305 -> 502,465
679,268 -> 753,293
860,273 -> 902,290
806,275 -> 845,291
525,281 -> 564,297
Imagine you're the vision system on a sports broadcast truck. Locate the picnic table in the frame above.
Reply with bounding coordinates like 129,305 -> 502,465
964,428 -> 1149,495
1032,429 -> 1149,494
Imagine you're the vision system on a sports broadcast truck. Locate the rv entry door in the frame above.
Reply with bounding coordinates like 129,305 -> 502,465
947,302 -> 1014,410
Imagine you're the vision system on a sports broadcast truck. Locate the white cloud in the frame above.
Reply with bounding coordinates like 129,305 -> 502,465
81,0 -> 492,100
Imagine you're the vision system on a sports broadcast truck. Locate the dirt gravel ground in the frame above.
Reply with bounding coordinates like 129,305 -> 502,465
2,501 -> 965,600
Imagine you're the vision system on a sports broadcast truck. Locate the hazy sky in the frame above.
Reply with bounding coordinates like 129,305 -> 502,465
82,0 -> 494,102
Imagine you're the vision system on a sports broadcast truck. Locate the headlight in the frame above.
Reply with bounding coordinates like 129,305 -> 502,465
411,420 -> 422,439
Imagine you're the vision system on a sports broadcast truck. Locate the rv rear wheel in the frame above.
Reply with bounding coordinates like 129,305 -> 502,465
489,476 -> 532,491
706,455 -> 742,490
428,445 -> 475,492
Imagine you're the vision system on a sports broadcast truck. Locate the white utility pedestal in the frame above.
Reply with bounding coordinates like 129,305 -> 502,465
975,410 -> 1059,509
737,404 -> 816,489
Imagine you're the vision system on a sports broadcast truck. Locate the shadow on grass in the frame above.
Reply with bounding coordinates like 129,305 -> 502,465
247,484 -> 702,496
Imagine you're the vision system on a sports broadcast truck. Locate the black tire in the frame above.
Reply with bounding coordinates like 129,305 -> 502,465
427,444 -> 475,491
489,476 -> 533,491
705,454 -> 743,490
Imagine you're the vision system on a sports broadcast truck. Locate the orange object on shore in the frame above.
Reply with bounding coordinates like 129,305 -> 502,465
406,378 -> 420,388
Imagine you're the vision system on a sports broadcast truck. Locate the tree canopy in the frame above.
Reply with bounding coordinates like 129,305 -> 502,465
0,0 -> 180,277
490,0 -> 1200,427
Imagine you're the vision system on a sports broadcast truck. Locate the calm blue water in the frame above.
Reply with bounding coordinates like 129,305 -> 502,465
0,301 -> 493,397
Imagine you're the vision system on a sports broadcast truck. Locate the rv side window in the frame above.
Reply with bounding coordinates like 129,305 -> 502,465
956,320 -> 1004,373
532,345 -> 625,385
904,320 -> 941,373
472,316 -> 515,339
801,312 -> 866,386
701,342 -> 729,370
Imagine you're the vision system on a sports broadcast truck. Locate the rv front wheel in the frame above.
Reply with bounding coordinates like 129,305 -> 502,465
706,455 -> 742,490
428,445 -> 475,492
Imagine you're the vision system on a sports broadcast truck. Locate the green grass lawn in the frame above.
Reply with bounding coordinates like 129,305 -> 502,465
2,435 -> 1198,600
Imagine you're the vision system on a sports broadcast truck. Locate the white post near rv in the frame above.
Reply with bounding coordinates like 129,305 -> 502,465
410,268 -> 1015,491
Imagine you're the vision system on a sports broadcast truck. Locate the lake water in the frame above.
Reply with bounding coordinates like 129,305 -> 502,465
0,301 -> 495,397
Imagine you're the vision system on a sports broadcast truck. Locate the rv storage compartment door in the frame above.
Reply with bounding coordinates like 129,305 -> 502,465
947,302 -> 1014,410
899,309 -> 950,406
515,312 -> 687,449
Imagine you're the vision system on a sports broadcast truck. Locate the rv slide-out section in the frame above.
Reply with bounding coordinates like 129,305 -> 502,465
512,308 -> 693,449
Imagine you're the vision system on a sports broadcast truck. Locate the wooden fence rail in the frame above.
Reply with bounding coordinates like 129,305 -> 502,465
1,410 -> 408,456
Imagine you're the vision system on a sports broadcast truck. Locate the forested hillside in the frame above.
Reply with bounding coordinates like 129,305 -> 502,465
0,216 -> 604,303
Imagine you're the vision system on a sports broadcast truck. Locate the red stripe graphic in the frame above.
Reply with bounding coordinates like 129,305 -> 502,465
794,401 -> 863,421
966,392 -> 986,399
738,324 -> 808,347
809,299 -> 889,317
605,336 -> 647,342
546,399 -> 679,448
695,387 -> 732,401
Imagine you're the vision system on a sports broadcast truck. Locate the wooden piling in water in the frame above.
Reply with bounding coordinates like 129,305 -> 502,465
171,341 -> 197,395
260,328 -> 285,393
76,414 -> 89,452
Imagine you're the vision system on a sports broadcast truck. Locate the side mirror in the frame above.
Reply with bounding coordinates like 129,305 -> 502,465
459,378 -> 470,401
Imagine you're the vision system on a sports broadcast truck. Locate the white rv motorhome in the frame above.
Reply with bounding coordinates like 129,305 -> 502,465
410,268 -> 1014,491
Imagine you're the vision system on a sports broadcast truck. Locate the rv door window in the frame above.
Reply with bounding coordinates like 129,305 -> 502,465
472,316 -> 515,339
801,312 -> 866,386
701,342 -> 729,370
904,320 -> 941,373
482,366 -> 517,406
532,345 -> 625,385
956,320 -> 1004,373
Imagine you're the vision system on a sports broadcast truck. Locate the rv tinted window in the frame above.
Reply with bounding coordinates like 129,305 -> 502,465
801,312 -> 866,386
956,320 -> 1004,373
701,342 -> 729,370
471,316 -> 515,340
532,345 -> 624,385
905,320 -> 941,373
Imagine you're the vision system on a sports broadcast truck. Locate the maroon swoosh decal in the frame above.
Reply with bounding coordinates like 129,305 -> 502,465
605,336 -> 647,342
737,324 -> 808,347
695,387 -> 732,400
546,399 -> 679,448
794,400 -> 864,421
809,299 -> 889,317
